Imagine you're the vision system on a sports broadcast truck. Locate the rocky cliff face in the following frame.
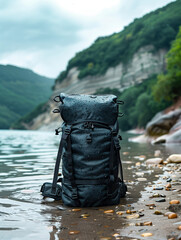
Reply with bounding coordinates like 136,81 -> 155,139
25,45 -> 167,130
54,45 -> 166,95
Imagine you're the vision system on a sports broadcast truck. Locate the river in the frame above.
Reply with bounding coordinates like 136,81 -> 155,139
0,130 -> 180,240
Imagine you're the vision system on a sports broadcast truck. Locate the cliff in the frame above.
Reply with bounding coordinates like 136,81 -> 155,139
19,45 -> 167,131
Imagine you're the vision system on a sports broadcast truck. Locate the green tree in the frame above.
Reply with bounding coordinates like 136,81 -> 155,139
153,26 -> 181,101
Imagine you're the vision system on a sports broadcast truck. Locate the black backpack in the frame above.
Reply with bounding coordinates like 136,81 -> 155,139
41,93 -> 127,207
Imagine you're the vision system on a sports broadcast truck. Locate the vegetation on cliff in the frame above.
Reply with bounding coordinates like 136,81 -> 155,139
0,65 -> 53,129
55,0 -> 181,86
153,26 -> 181,102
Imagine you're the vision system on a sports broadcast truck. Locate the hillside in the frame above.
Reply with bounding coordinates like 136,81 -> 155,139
0,64 -> 53,129
14,0 -> 181,130
55,0 -> 181,86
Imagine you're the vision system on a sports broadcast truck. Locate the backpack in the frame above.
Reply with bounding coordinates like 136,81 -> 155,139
41,93 -> 127,207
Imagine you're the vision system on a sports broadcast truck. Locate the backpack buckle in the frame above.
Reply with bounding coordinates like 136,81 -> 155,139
113,136 -> 121,150
86,134 -> 92,143
64,126 -> 71,135
72,188 -> 78,200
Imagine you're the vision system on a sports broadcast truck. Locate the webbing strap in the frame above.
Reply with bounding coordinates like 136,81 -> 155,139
51,126 -> 71,194
64,178 -> 108,185
51,133 -> 65,194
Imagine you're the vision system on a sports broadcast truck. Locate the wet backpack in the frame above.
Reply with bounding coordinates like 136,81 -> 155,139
41,93 -> 127,207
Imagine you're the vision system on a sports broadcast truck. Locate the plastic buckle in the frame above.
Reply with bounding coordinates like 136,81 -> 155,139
86,134 -> 92,143
65,127 -> 71,135
118,135 -> 122,141
72,188 -> 78,200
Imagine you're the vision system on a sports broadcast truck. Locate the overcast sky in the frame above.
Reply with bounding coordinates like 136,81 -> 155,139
0,0 -> 176,78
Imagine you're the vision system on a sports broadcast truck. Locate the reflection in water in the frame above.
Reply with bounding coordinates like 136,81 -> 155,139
0,130 -> 179,240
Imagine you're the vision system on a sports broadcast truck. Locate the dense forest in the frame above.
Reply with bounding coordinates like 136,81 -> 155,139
54,0 -> 181,86
0,65 -> 53,129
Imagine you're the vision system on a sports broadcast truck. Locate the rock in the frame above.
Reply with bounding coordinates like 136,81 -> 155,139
116,211 -> 124,215
104,210 -> 114,214
144,221 -> 153,226
167,154 -> 181,163
154,150 -> 161,157
156,198 -> 166,202
69,231 -> 80,235
126,213 -> 140,219
178,226 -> 181,230
145,158 -> 163,165
80,213 -> 90,218
168,213 -> 178,219
154,210 -> 162,215
166,183 -> 172,188
141,233 -> 153,237
169,204 -> 181,213
170,200 -> 180,204
137,178 -> 147,181
72,208 -> 81,212
167,129 -> 181,143
152,135 -> 167,144
167,178 -> 172,182
164,212 -> 175,216
153,187 -> 164,190
146,109 -> 181,137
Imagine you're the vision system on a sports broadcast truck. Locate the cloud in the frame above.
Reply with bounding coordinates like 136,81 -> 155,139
0,0 -> 176,78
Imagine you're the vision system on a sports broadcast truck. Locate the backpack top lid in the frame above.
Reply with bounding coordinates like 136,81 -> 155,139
58,93 -> 118,125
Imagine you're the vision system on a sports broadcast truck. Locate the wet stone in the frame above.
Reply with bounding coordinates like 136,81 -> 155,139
167,178 -> 172,182
154,210 -> 162,215
69,231 -> 80,235
126,213 -> 140,219
166,183 -> 172,188
168,213 -> 178,219
156,198 -> 166,202
169,200 -> 180,205
141,232 -> 153,237
153,187 -> 164,190
145,158 -> 163,165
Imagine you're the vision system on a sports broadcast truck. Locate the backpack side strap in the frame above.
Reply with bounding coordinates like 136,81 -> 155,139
40,125 -> 71,200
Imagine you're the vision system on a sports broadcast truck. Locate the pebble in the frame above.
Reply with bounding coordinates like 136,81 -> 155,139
166,183 -> 172,188
170,200 -> 180,204
69,231 -> 80,235
178,226 -> 181,230
135,162 -> 141,166
154,210 -> 162,215
104,210 -> 114,214
167,154 -> 181,163
80,214 -> 90,218
137,178 -> 147,181
164,212 -> 175,216
166,178 -> 172,182
154,150 -> 161,157
153,187 -> 164,190
116,211 -> 124,215
141,233 -> 153,237
168,213 -> 178,219
145,158 -> 163,165
156,198 -> 166,202
144,221 -> 153,226
72,209 -> 81,212
126,213 -> 140,219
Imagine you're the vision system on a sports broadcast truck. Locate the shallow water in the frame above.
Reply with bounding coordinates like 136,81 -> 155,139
0,130 -> 180,240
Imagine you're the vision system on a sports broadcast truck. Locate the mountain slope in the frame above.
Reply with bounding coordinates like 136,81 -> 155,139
0,64 -> 53,129
55,0 -> 181,85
